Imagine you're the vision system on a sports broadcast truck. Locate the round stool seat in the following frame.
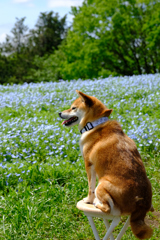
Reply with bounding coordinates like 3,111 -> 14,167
77,200 -> 105,213
76,200 -> 116,219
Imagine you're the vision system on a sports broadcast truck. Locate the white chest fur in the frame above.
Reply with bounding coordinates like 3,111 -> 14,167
79,131 -> 90,157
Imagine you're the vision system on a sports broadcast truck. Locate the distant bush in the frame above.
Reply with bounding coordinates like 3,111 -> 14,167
25,47 -> 66,82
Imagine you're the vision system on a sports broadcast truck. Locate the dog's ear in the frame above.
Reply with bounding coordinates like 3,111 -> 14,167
76,90 -> 93,107
103,109 -> 113,117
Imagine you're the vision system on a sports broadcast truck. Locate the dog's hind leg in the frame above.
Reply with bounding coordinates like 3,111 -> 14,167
95,182 -> 111,213
95,182 -> 121,216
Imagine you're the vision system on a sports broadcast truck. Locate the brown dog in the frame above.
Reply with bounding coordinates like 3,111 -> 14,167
59,90 -> 153,239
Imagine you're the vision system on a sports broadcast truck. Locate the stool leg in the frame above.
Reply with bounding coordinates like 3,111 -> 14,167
116,216 -> 130,240
87,216 -> 101,240
103,218 -> 115,240
103,217 -> 121,240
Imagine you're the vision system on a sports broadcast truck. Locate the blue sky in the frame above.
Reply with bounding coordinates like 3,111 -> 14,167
0,0 -> 84,43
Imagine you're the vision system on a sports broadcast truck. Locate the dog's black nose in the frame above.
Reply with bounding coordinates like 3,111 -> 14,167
59,112 -> 62,117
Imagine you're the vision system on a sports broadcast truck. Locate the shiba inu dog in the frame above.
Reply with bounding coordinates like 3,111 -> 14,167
59,90 -> 153,239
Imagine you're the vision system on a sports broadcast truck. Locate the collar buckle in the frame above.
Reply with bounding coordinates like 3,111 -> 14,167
80,117 -> 108,134
86,122 -> 94,130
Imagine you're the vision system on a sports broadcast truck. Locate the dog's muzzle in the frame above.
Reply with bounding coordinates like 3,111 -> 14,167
59,112 -> 78,126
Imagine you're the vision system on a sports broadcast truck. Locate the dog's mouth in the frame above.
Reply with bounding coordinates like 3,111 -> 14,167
62,116 -> 78,126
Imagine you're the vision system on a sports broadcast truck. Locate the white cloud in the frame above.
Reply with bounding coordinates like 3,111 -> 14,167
0,33 -> 7,43
48,0 -> 83,8
13,0 -> 31,3
27,3 -> 35,7
12,0 -> 34,7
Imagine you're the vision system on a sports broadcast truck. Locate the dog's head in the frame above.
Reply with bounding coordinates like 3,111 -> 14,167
59,90 -> 112,130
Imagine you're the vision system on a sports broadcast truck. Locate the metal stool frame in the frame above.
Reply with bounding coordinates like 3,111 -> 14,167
77,200 -> 130,240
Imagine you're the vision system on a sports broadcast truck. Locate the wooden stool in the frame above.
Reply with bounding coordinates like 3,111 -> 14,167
76,200 -> 130,240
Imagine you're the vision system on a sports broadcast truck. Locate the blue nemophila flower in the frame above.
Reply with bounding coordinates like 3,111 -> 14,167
18,178 -> 23,182
72,140 -> 77,144
6,173 -> 11,178
15,173 -> 20,177
48,152 -> 54,155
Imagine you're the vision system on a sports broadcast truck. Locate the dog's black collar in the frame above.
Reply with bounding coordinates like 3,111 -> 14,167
80,117 -> 108,134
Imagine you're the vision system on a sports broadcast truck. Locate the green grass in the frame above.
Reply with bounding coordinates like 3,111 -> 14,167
0,75 -> 160,239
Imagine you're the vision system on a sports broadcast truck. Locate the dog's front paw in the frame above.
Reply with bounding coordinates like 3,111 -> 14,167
83,197 -> 92,204
83,196 -> 95,204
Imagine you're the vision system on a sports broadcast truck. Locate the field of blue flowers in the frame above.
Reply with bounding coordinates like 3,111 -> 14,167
0,74 -> 160,239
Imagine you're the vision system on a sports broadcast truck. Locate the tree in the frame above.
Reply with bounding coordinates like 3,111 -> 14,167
60,0 -> 160,80
28,11 -> 67,56
25,46 -> 65,82
1,12 -> 67,83
1,17 -> 31,83
3,17 -> 28,55
0,54 -> 16,84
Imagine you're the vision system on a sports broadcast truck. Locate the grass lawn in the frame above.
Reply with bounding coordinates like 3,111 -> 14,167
0,74 -> 160,239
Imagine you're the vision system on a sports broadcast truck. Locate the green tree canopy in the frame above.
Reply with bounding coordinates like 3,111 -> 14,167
2,17 -> 28,55
60,0 -> 160,79
0,54 -> 16,84
28,11 -> 67,56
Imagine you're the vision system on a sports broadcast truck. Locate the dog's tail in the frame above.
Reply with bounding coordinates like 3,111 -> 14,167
130,208 -> 153,239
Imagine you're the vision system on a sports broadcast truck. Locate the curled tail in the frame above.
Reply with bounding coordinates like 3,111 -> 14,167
130,209 -> 153,239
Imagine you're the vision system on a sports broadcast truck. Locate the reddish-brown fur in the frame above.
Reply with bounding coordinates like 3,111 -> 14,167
60,90 -> 153,239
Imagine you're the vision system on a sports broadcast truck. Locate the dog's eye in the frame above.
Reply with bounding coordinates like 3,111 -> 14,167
72,107 -> 76,110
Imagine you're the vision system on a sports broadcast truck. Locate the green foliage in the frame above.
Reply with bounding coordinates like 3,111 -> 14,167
60,0 -> 160,79
0,54 -> 15,84
2,17 -> 28,55
28,11 -> 67,57
25,46 -> 66,82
